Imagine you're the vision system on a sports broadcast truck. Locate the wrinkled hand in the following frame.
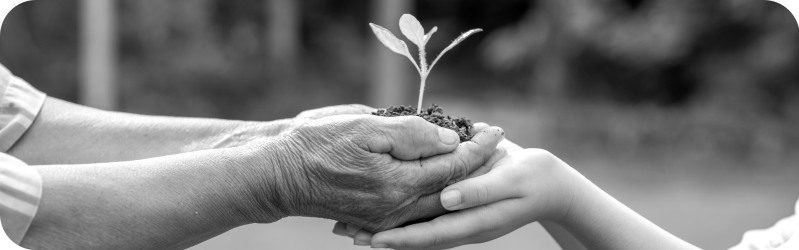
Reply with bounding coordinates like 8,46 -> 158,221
262,114 -> 505,233
294,104 -> 376,124
283,104 -> 376,134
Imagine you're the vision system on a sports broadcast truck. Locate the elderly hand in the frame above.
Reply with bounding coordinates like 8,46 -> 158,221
289,104 -> 376,130
246,114 -> 505,232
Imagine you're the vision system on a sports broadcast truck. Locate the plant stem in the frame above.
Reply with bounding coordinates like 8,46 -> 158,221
417,42 -> 428,114
417,75 -> 426,114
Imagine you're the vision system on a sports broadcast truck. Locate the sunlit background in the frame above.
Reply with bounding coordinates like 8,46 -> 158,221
1,0 -> 798,249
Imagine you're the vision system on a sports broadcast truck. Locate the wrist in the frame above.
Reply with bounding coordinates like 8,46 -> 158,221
556,165 -> 603,230
518,149 -> 584,224
234,135 -> 310,223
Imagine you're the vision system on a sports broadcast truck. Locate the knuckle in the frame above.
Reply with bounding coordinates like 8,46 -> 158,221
398,116 -> 430,131
475,183 -> 490,205
450,156 -> 471,180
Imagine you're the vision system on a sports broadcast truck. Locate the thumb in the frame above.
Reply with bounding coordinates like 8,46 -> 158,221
439,156 -> 517,211
365,115 -> 462,160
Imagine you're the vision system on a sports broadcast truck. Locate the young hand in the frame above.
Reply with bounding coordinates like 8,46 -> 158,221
331,121 -> 579,248
353,147 -> 578,249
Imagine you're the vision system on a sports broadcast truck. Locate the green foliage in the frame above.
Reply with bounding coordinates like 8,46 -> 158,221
370,14 -> 482,113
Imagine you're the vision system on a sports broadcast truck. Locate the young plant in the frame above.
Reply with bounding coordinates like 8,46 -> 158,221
369,14 -> 482,114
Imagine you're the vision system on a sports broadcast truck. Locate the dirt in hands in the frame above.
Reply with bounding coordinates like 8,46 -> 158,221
371,104 -> 473,142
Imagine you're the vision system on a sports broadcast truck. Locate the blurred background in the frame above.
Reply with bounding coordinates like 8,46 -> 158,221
1,0 -> 798,249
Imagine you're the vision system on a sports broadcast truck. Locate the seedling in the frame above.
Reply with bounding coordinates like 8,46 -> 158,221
369,14 -> 482,114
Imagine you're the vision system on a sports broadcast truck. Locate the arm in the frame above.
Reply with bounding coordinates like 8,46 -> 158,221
21,146 -> 279,250
560,157 -> 698,250
20,114 -> 505,249
8,97 -> 292,165
364,148 -> 700,250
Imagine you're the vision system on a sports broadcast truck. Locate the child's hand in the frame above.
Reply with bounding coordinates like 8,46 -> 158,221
366,148 -> 578,249
332,135 -> 583,249
334,126 -> 701,250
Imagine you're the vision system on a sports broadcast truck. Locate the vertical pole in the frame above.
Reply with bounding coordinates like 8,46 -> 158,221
266,0 -> 299,77
369,0 -> 412,108
79,0 -> 117,110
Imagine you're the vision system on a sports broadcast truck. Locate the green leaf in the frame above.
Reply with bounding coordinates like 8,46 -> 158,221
369,23 -> 412,57
429,28 -> 483,73
445,29 -> 483,52
399,14 -> 425,47
369,23 -> 421,74
423,26 -> 438,46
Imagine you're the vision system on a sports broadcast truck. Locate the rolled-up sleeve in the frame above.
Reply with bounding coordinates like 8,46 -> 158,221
0,154 -> 41,245
0,65 -> 46,152
0,64 -> 45,245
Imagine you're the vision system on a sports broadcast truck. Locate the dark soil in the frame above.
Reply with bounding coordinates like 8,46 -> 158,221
371,104 -> 473,142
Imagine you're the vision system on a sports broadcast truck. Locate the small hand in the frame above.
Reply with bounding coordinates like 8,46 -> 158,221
330,120 -> 576,249
361,148 -> 575,249
252,114 -> 506,233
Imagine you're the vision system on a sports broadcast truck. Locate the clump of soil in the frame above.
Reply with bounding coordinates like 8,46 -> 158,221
372,104 -> 473,142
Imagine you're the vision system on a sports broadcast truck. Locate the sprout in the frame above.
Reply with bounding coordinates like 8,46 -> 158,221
370,14 -> 482,114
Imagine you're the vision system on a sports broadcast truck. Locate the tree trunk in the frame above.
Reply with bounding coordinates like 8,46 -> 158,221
79,0 -> 117,111
369,0 -> 413,108
266,0 -> 300,78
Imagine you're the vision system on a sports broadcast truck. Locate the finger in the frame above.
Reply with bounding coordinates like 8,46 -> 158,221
470,122 -> 489,134
413,126 -> 505,192
395,192 -> 449,230
372,200 -> 519,249
353,228 -> 375,246
365,116 -> 462,160
346,223 -> 363,237
458,146 -> 508,182
332,221 -> 350,237
440,157 -> 517,210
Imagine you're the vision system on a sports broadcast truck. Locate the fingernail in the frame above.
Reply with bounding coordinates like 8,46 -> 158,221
354,239 -> 370,246
438,127 -> 459,145
441,189 -> 462,209
372,243 -> 388,248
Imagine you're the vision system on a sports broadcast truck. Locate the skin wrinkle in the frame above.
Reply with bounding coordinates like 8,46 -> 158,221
282,117 -> 424,231
282,115 -> 502,233
252,136 -> 299,222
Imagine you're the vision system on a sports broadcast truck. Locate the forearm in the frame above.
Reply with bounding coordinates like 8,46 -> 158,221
21,144 -> 287,250
559,167 -> 700,250
8,97 -> 292,165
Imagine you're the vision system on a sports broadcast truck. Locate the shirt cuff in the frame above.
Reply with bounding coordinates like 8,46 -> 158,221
0,153 -> 42,245
0,75 -> 46,152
